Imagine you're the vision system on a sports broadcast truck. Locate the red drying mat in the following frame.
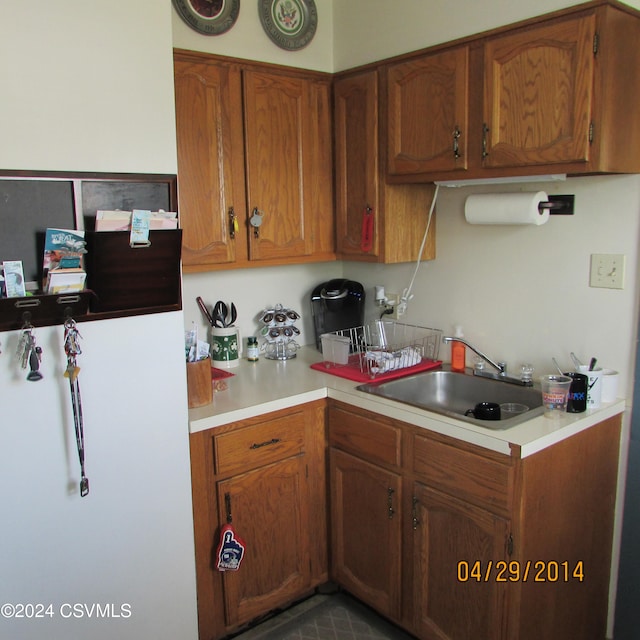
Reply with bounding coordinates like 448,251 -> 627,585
211,367 -> 235,380
310,358 -> 442,383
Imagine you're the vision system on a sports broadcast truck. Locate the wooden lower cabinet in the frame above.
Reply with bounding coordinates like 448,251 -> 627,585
328,400 -> 622,640
412,483 -> 510,640
189,401 -> 327,640
216,455 -> 310,627
330,449 -> 402,620
190,398 -> 621,640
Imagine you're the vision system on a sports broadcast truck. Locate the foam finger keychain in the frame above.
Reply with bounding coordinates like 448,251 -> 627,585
216,493 -> 246,572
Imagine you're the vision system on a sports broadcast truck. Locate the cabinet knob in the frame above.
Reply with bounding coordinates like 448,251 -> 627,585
250,207 -> 264,239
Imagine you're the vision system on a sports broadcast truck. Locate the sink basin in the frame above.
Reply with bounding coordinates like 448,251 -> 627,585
356,369 -> 544,429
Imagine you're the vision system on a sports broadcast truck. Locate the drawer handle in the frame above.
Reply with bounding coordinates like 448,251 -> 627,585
249,437 -> 281,450
452,124 -> 461,159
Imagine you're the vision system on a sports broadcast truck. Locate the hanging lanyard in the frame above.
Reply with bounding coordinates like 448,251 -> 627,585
64,318 -> 89,497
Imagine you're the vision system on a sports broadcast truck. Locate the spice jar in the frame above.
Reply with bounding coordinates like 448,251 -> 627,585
247,336 -> 259,362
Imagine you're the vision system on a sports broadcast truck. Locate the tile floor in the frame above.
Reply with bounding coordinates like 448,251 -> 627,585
229,592 -> 416,640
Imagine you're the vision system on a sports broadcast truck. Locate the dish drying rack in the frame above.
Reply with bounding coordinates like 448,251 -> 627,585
320,321 -> 442,379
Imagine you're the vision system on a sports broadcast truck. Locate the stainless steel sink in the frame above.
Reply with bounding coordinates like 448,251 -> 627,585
356,369 -> 544,429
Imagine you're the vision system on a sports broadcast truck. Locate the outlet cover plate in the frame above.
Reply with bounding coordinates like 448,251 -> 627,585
590,254 -> 625,289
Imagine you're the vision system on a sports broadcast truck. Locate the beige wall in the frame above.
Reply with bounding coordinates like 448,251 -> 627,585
172,0 -> 334,71
0,0 -> 177,174
333,0 -> 640,70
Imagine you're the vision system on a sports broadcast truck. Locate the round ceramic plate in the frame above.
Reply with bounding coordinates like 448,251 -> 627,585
258,0 -> 318,50
172,0 -> 240,36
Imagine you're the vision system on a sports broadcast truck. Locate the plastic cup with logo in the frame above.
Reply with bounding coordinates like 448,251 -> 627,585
540,374 -> 572,418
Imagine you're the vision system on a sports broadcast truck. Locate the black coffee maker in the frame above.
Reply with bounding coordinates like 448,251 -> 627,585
310,279 -> 365,349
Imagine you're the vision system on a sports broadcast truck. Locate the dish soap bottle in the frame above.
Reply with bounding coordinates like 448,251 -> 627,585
451,325 -> 466,372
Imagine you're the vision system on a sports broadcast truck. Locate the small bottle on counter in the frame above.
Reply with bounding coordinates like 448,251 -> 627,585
247,336 -> 260,362
450,325 -> 466,372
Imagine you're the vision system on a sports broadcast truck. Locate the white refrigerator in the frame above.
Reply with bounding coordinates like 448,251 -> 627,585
0,311 -> 199,640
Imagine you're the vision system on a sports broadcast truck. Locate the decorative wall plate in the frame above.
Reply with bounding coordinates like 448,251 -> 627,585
172,0 -> 240,36
258,0 -> 318,51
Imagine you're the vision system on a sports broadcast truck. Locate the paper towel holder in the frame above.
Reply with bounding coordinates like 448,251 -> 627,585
539,194 -> 574,215
435,173 -> 567,187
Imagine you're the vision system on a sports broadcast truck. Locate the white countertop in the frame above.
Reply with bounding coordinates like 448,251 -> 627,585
188,346 -> 626,457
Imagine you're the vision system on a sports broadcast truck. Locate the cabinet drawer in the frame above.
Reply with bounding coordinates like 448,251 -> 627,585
412,432 -> 512,515
214,411 -> 305,477
329,404 -> 401,468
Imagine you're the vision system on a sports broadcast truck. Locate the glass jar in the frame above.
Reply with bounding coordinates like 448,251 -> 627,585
247,336 -> 259,362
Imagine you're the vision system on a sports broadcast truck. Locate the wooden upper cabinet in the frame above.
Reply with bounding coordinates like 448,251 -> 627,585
243,70 -> 313,261
334,69 -> 437,264
174,57 -> 246,267
334,70 -> 381,259
384,1 -> 640,182
174,51 -> 334,271
243,68 -> 334,264
482,15 -> 596,168
387,46 -> 469,175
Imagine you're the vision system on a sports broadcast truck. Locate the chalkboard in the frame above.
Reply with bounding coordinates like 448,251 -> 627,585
0,172 -> 177,289
81,180 -> 173,229
0,179 -> 76,283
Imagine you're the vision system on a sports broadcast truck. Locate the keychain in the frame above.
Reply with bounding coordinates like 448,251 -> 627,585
16,318 -> 43,381
64,317 -> 89,497
216,492 -> 246,571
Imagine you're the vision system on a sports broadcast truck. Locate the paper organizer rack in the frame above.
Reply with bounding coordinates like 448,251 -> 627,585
320,321 -> 442,379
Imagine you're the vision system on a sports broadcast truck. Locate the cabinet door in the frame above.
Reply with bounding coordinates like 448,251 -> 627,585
412,482 -> 510,640
482,14 -> 596,168
174,57 -> 246,268
387,46 -> 469,175
330,448 -> 402,620
243,70 -> 315,261
334,70 -> 380,259
217,455 -> 311,627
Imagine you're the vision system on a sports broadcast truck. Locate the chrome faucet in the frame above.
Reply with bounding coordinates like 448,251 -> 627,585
442,336 -> 533,386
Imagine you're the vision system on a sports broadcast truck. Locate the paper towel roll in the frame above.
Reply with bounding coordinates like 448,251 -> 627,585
464,191 -> 549,225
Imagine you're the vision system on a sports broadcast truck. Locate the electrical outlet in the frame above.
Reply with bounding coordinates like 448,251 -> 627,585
391,301 -> 407,320
590,254 -> 625,289
385,293 -> 400,320
384,294 -> 405,320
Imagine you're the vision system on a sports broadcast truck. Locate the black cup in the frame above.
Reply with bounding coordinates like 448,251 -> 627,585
564,372 -> 588,413
465,402 -> 501,420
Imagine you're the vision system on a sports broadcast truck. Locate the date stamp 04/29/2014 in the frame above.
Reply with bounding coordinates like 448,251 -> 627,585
457,560 -> 585,583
